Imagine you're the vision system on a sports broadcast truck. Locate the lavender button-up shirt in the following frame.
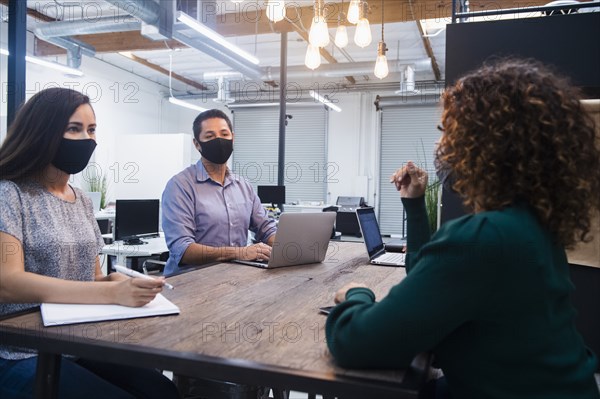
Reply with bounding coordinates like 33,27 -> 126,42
161,161 -> 277,275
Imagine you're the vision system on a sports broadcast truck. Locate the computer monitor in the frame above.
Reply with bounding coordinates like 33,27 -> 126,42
257,185 -> 286,207
114,199 -> 160,245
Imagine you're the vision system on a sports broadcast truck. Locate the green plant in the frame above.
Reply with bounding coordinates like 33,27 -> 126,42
87,173 -> 109,210
425,179 -> 441,234
417,139 -> 440,234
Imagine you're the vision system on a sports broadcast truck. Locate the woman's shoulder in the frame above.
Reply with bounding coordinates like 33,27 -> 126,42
0,179 -> 24,200
440,203 -> 540,244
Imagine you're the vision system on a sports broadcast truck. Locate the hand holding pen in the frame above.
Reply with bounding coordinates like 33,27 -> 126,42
114,265 -> 174,290
389,161 -> 428,198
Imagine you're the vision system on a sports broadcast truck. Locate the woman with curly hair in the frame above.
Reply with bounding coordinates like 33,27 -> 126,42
326,59 -> 600,399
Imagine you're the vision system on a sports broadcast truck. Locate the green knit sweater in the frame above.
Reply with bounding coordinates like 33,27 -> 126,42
326,196 -> 599,399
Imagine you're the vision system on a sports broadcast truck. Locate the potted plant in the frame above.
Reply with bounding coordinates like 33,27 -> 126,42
86,173 -> 109,210
417,139 -> 441,234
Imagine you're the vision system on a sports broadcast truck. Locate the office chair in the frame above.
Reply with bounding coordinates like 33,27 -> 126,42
142,252 -> 169,275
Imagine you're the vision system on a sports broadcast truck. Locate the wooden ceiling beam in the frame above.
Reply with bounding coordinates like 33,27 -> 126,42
415,21 -> 442,81
34,31 -> 187,57
214,0 -> 550,36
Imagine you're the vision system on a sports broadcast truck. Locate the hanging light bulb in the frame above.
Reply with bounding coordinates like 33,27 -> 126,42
335,0 -> 349,48
335,24 -> 348,48
309,0 -> 330,47
304,44 -> 321,70
266,0 -> 286,22
373,0 -> 388,79
347,0 -> 360,24
354,18 -> 372,47
374,42 -> 389,79
354,1 -> 372,47
309,16 -> 330,47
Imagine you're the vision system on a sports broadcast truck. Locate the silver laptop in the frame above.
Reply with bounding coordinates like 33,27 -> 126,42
356,207 -> 406,267
234,212 -> 336,269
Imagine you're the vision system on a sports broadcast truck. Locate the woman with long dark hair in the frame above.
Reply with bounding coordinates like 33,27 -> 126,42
0,88 -> 179,399
326,59 -> 600,399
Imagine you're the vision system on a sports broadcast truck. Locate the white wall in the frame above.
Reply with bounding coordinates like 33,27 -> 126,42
327,92 -> 378,207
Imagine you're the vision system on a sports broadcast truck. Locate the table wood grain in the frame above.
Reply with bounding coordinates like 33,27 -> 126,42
0,242 -> 424,397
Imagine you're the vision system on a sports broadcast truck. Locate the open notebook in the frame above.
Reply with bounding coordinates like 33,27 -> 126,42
40,294 -> 180,327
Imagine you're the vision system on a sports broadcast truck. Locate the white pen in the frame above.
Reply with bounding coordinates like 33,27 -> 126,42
114,265 -> 174,290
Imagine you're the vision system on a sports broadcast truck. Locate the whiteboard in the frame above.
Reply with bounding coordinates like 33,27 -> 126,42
112,133 -> 193,200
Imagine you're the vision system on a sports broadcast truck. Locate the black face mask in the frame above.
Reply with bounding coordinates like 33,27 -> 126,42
199,138 -> 233,164
52,138 -> 97,174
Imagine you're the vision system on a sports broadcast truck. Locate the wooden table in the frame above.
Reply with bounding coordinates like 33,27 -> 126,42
0,242 -> 429,399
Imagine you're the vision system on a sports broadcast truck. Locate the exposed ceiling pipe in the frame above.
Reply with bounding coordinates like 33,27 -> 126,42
103,0 -> 160,25
36,36 -> 96,69
34,17 -> 141,38
104,0 -> 263,80
264,59 -> 432,80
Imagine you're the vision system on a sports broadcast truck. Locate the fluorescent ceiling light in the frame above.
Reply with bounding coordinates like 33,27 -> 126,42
228,102 -> 320,108
25,56 -> 84,76
1,48 -> 84,76
203,71 -> 243,79
176,12 -> 260,66
168,96 -> 208,112
309,90 -> 342,112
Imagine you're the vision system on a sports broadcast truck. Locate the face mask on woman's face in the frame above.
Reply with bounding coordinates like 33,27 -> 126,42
198,137 -> 233,164
52,138 -> 97,174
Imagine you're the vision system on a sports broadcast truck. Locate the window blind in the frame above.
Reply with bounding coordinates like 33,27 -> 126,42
378,104 -> 442,236
232,106 -> 327,203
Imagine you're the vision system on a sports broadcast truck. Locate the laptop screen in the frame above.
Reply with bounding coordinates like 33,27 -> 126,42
356,208 -> 385,258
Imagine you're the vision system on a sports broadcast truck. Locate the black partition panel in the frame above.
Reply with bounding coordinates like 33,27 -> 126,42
442,11 -> 600,224
446,12 -> 600,97
444,13 -> 600,369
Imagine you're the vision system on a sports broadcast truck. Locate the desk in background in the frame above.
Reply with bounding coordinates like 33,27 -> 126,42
100,234 -> 168,270
0,242 -> 429,399
283,203 -> 332,213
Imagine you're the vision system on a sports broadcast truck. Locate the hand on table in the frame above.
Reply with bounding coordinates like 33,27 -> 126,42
334,282 -> 368,304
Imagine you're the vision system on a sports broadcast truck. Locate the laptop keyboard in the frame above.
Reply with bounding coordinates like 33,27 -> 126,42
377,252 -> 406,264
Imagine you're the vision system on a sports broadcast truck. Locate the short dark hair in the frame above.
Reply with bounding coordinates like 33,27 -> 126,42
0,88 -> 92,181
192,109 -> 233,141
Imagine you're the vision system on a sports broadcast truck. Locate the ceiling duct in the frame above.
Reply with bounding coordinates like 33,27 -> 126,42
104,0 -> 263,80
396,65 -> 419,95
34,17 -> 141,38
103,0 -> 161,25
213,76 -> 235,104
36,36 -> 96,69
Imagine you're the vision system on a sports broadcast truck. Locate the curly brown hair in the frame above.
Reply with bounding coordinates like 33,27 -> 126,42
437,58 -> 600,248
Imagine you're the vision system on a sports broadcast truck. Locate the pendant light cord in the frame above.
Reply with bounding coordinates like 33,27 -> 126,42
381,0 -> 385,41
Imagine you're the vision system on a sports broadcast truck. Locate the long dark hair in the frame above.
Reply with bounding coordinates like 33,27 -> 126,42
0,88 -> 91,180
